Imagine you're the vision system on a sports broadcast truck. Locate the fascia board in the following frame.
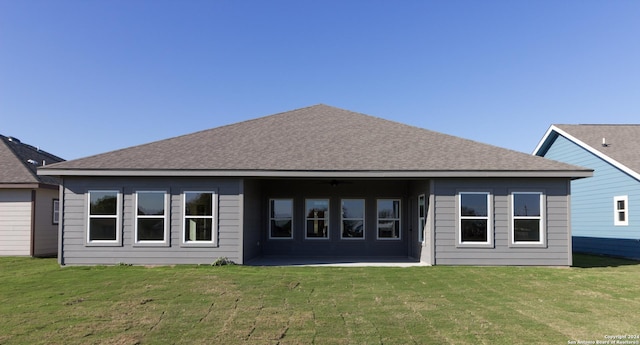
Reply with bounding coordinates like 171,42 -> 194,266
38,169 -> 592,179
532,125 -> 557,155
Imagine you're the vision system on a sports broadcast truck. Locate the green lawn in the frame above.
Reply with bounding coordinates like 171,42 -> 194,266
1,255 -> 639,345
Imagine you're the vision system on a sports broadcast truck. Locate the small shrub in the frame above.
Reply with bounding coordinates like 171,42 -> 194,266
211,257 -> 236,266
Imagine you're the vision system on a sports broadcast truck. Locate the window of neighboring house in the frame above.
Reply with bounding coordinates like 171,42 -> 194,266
87,190 -> 121,243
270,199 -> 293,239
306,199 -> 329,239
341,199 -> 365,239
459,192 -> 491,245
184,191 -> 217,245
512,192 -> 544,244
614,195 -> 628,226
377,199 -> 401,239
418,194 -> 426,243
135,191 -> 168,244
52,199 -> 59,225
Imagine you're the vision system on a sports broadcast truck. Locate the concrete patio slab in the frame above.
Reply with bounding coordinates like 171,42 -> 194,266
245,256 -> 430,267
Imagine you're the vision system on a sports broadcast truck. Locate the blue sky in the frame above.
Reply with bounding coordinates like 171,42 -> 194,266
1,0 -> 639,160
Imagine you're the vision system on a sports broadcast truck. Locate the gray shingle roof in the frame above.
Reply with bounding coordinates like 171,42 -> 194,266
40,105 -> 590,177
0,135 -> 64,186
553,124 -> 640,175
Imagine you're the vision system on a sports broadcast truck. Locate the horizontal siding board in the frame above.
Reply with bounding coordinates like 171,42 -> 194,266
433,178 -> 571,266
541,134 -> 640,259
61,177 -> 242,265
0,189 -> 32,255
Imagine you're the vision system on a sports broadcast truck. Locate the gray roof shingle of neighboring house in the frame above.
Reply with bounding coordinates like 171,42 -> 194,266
0,135 -> 64,186
547,124 -> 640,175
39,104 -> 591,178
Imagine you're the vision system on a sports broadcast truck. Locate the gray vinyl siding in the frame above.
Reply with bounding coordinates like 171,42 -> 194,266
0,189 -> 32,256
60,177 -> 242,265
433,178 -> 571,266
33,188 -> 58,256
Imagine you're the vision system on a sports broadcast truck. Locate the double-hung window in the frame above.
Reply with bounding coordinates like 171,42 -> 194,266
87,190 -> 121,244
341,199 -> 365,239
306,199 -> 329,239
614,195 -> 628,226
135,191 -> 168,244
184,191 -> 217,245
377,199 -> 400,239
458,192 -> 492,246
270,199 -> 293,239
511,192 -> 544,244
52,199 -> 60,225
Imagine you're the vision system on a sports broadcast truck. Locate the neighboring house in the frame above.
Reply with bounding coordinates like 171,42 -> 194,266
535,124 -> 640,260
1,135 -> 64,256
38,105 -> 592,266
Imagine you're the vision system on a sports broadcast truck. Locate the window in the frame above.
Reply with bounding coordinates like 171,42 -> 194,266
184,191 -> 216,244
87,190 -> 121,243
52,199 -> 59,225
512,192 -> 543,243
377,199 -> 400,239
614,195 -> 628,226
306,199 -> 329,239
418,194 -> 426,243
270,199 -> 293,239
135,191 -> 168,244
459,192 -> 491,245
341,199 -> 364,239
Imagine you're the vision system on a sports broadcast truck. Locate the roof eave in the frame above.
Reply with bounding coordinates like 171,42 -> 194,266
0,182 -> 59,190
536,125 -> 640,182
38,168 -> 593,179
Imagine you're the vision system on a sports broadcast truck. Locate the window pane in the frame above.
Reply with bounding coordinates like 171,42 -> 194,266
90,192 -> 117,215
343,220 -> 364,238
306,220 -> 328,237
514,194 -> 540,217
342,199 -> 364,218
271,199 -> 293,218
306,199 -> 328,217
185,218 -> 212,241
378,220 -> 400,238
461,194 -> 487,217
185,193 -> 212,216
514,219 -> 540,242
137,219 -> 165,241
138,192 -> 165,215
618,212 -> 626,222
271,219 -> 292,238
617,200 -> 626,210
461,219 -> 487,242
418,195 -> 425,218
378,200 -> 400,219
89,218 -> 117,241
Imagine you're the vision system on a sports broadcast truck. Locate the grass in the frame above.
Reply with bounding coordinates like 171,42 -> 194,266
0,255 -> 639,345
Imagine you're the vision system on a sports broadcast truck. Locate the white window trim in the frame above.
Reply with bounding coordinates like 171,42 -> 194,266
376,198 -> 402,240
456,191 -> 493,248
305,198 -> 330,240
509,191 -> 546,247
341,198 -> 365,240
269,198 -> 294,240
52,199 -> 60,225
86,190 -> 122,246
134,191 -> 169,246
418,194 -> 426,243
182,190 -> 218,247
614,195 -> 629,226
